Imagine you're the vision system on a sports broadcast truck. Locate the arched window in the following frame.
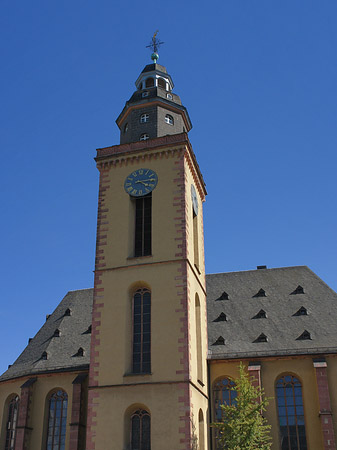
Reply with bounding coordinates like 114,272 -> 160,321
158,78 -> 166,89
140,134 -> 149,141
145,78 -> 154,88
164,114 -> 174,125
140,114 -> 149,124
4,395 -> 19,450
131,409 -> 151,450
276,375 -> 307,450
133,289 -> 151,373
46,390 -> 68,450
198,409 -> 205,450
213,378 -> 237,422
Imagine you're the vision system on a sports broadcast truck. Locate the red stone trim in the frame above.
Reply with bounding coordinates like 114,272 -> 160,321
86,166 -> 111,450
248,363 -> 262,404
313,360 -> 336,450
14,378 -> 36,450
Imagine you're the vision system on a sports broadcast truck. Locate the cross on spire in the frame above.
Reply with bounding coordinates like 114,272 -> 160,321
146,31 -> 164,63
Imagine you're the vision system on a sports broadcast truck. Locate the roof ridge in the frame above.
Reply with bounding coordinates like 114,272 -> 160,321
206,265 -> 309,276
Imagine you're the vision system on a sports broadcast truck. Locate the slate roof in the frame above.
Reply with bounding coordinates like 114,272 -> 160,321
207,266 -> 337,360
2,266 -> 337,381
0,289 -> 93,382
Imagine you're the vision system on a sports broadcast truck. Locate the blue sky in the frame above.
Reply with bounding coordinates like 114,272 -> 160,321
0,0 -> 336,374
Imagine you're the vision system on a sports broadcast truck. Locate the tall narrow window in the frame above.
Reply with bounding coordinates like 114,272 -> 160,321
213,378 -> 237,449
46,390 -> 68,450
198,409 -> 205,450
131,409 -> 151,450
213,378 -> 237,422
135,193 -> 152,257
193,212 -> 199,269
276,375 -> 307,450
133,288 -> 151,373
195,294 -> 203,383
5,395 -> 19,450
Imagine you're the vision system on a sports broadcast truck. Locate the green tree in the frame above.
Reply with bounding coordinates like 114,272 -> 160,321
212,362 -> 272,450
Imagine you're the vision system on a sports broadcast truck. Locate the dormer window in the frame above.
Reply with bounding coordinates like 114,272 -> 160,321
124,123 -> 128,133
145,77 -> 154,88
140,114 -> 149,123
158,78 -> 166,89
165,114 -> 174,125
140,134 -> 149,141
253,288 -> 266,298
142,91 -> 149,98
290,285 -> 305,295
167,93 -> 173,100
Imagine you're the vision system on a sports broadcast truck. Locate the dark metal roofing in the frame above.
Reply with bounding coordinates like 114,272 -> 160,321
141,63 -> 167,74
0,289 -> 93,382
207,266 -> 337,360
2,265 -> 337,381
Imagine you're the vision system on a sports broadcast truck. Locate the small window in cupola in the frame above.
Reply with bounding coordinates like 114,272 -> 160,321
124,123 -> 128,133
145,77 -> 154,88
158,78 -> 166,89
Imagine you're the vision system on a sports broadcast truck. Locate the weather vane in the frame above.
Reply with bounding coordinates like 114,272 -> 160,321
146,31 -> 164,63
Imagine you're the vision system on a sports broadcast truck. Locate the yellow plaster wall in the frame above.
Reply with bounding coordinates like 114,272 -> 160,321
0,372 -> 85,450
96,263 -> 186,385
90,383 -> 188,450
101,146 -> 187,269
190,385 -> 209,450
209,357 -> 325,450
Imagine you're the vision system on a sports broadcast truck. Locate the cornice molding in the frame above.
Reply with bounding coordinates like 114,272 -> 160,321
95,133 -> 207,197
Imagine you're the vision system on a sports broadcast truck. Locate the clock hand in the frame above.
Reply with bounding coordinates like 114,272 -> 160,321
135,181 -> 150,186
135,178 -> 156,183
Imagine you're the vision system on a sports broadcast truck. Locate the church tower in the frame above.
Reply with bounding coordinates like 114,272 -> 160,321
86,40 -> 208,450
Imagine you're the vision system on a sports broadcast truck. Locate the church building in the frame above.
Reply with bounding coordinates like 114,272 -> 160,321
1,45 -> 337,450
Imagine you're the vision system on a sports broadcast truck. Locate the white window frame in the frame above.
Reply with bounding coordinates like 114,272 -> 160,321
140,114 -> 149,124
165,114 -> 174,125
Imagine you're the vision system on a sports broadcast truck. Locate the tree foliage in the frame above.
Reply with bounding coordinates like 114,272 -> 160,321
212,362 -> 272,450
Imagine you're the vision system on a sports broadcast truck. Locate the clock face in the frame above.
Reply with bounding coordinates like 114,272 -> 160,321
191,184 -> 198,216
124,168 -> 158,197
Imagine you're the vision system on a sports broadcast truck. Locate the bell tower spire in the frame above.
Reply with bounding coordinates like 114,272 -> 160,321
87,42 -> 208,450
116,33 -> 192,145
